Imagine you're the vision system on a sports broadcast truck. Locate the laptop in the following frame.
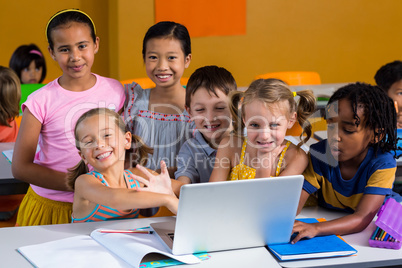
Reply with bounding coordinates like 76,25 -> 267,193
150,175 -> 304,255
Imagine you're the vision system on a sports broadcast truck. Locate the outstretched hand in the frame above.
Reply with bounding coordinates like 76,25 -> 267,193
130,161 -> 175,196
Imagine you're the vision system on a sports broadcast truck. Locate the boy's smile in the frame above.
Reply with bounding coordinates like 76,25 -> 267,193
187,87 -> 232,148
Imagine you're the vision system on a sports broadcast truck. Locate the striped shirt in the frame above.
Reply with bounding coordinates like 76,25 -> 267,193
71,170 -> 140,222
303,140 -> 396,213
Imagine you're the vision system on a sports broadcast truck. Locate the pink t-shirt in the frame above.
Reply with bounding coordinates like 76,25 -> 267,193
22,74 -> 125,202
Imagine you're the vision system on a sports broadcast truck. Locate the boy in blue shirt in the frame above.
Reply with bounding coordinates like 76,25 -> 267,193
175,66 -> 236,184
293,83 -> 400,243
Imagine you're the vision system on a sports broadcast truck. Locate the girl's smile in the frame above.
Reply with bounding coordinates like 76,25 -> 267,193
145,37 -> 191,89
49,21 -> 99,89
244,100 -> 295,153
76,114 -> 131,171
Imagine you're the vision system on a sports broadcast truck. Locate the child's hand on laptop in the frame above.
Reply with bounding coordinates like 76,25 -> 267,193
132,161 -> 176,196
291,220 -> 319,244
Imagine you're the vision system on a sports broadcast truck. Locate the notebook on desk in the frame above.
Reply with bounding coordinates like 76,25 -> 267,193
151,175 -> 304,255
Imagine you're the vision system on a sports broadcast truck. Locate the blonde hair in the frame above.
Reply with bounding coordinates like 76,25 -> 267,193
230,78 -> 316,146
66,108 -> 153,190
0,66 -> 21,127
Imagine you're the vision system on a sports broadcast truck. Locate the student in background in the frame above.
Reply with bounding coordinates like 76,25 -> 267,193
374,60 -> 402,128
68,108 -> 178,222
292,83 -> 400,243
12,9 -> 126,226
209,78 -> 316,181
123,21 -> 193,176
0,66 -> 20,142
175,65 -> 236,184
9,44 -> 47,84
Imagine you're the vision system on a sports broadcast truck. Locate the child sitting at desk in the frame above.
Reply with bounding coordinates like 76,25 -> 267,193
175,65 -> 236,184
292,82 -> 400,244
0,66 -> 20,142
68,108 -> 179,222
209,78 -> 316,181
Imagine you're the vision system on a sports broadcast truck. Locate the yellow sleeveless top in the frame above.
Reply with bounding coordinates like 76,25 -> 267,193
228,139 -> 291,180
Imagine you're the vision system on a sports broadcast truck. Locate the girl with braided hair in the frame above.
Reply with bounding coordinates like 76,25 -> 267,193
292,82 -> 401,244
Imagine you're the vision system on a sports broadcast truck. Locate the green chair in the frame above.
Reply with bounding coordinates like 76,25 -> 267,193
20,84 -> 45,114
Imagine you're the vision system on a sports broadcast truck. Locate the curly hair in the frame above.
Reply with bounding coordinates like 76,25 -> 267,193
326,82 -> 397,155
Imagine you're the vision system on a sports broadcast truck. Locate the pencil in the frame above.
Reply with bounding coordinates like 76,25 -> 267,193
98,229 -> 154,234
371,227 -> 380,240
376,229 -> 384,240
384,233 -> 390,242
380,231 -> 387,241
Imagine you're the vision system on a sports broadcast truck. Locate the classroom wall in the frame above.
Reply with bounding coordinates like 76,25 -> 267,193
1,0 -> 402,87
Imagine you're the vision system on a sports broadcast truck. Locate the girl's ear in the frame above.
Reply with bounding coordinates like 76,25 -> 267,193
48,46 -> 56,61
287,112 -> 297,129
184,54 -> 192,68
94,36 -> 100,54
124,131 -> 132,150
78,151 -> 88,165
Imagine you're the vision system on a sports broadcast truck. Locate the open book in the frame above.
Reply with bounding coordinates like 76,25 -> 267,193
267,218 -> 357,261
2,149 -> 13,164
17,228 -> 209,268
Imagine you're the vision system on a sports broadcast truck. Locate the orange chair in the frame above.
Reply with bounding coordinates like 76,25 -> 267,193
254,71 -> 321,86
120,77 -> 155,89
15,115 -> 22,127
120,77 -> 189,89
254,71 -> 321,136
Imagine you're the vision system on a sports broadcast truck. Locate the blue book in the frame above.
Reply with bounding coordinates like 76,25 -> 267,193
267,218 -> 357,261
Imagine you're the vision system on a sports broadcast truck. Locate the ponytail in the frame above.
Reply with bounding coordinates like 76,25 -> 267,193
66,159 -> 89,190
294,89 -> 316,147
230,91 -> 245,136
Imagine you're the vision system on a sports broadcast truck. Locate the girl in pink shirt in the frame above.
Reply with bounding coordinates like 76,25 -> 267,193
12,9 -> 125,226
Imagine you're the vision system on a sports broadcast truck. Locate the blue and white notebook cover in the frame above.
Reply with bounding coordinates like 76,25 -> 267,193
267,218 -> 357,261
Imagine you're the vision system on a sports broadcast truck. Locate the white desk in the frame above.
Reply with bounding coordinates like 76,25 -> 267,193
0,216 -> 281,268
1,207 -> 401,268
0,142 -> 28,195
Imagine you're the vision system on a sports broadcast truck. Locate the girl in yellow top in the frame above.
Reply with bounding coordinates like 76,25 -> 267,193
209,78 -> 316,181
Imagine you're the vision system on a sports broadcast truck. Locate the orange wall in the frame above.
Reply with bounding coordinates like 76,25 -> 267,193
1,0 -> 402,87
